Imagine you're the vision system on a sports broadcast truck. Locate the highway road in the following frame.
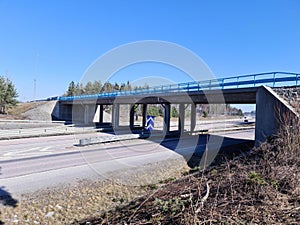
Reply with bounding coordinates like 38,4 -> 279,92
0,126 -> 254,196
0,135 -> 190,194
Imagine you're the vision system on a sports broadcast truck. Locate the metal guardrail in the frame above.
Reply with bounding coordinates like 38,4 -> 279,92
58,72 -> 300,101
0,125 -> 101,140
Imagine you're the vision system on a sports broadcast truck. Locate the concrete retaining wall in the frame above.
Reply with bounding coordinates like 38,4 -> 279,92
23,101 -> 58,121
255,86 -> 299,146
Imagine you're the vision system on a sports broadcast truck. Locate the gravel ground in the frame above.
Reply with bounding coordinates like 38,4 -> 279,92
0,158 -> 189,225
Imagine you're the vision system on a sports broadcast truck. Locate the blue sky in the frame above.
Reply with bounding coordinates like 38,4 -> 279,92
0,0 -> 299,107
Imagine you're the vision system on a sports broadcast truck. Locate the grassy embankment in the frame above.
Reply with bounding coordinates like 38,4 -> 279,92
1,102 -> 46,120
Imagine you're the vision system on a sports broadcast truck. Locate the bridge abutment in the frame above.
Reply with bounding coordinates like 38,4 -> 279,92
255,86 -> 298,146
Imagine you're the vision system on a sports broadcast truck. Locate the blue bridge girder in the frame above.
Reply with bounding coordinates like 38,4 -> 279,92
58,71 -> 299,102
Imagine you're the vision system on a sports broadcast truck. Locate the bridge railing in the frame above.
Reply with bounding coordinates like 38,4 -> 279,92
58,72 -> 300,101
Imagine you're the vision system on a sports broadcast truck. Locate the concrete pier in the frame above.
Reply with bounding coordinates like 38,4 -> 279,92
112,103 -> 120,129
163,103 -> 171,135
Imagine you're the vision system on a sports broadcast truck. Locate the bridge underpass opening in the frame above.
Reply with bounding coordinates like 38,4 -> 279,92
129,104 -> 145,129
118,104 -> 131,127
98,104 -> 112,125
146,104 -> 164,132
169,104 -> 193,133
195,103 -> 256,140
169,104 -> 179,132
166,103 -> 256,138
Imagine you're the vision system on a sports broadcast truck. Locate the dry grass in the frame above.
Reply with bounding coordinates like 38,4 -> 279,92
1,180 -> 147,225
0,158 -> 188,225
1,102 -> 48,120
7,102 -> 46,117
77,116 -> 300,224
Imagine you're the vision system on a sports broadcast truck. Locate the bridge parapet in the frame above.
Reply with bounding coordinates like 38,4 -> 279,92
58,72 -> 300,102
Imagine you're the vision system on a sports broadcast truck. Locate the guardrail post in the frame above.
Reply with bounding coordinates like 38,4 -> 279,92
273,72 -> 276,87
296,74 -> 299,86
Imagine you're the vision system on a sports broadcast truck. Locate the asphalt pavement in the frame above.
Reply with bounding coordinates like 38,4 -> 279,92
0,117 -> 255,197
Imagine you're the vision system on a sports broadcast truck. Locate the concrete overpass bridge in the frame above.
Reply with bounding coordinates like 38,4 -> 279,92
52,72 -> 300,145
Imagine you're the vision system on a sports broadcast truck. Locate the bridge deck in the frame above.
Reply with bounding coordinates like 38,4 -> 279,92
60,86 -> 258,105
58,71 -> 299,105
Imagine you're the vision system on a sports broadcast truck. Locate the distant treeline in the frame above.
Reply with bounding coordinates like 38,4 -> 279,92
145,104 -> 244,118
65,80 -> 149,96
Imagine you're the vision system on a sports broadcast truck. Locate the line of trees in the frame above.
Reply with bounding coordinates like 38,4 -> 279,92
65,80 -> 149,96
145,104 -> 243,118
0,76 -> 18,114
200,104 -> 243,117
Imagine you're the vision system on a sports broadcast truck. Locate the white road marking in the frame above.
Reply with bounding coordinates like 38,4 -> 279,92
2,146 -> 54,159
39,146 -> 52,152
3,147 -> 41,157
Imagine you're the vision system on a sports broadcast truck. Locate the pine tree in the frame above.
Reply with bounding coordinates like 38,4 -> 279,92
84,81 -> 94,94
92,80 -> 102,93
103,82 -> 113,92
74,83 -> 84,95
114,82 -> 120,91
0,76 -> 18,113
66,81 -> 75,96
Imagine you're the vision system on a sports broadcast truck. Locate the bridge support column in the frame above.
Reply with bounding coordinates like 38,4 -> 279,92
142,104 -> 147,128
179,104 -> 185,133
130,104 -> 135,130
164,103 -> 171,135
190,103 -> 196,132
84,104 -> 96,125
99,104 -> 104,124
84,105 -> 89,125
112,103 -> 120,129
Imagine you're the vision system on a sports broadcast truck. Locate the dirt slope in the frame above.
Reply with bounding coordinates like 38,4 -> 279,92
5,101 -> 56,121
